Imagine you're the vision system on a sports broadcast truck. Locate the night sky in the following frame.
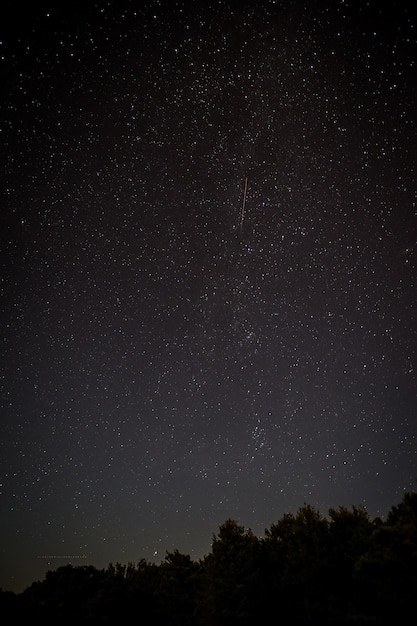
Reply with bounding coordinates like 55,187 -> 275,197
1,0 -> 417,593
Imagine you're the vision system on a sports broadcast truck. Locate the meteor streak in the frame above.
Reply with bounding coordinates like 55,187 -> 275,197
239,177 -> 248,233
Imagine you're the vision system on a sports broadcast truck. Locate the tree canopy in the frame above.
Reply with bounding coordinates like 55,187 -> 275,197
2,492 -> 416,625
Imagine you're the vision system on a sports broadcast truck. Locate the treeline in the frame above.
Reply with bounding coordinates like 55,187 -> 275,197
1,492 -> 417,625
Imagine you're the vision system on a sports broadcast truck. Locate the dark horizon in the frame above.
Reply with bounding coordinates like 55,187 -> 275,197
2,492 -> 417,625
1,491 -> 409,595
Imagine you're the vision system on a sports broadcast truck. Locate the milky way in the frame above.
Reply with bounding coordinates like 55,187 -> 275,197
1,0 -> 417,592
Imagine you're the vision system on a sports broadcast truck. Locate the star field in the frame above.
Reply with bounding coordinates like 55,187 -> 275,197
1,0 -> 417,592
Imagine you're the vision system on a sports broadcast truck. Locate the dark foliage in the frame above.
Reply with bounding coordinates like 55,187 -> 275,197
2,492 -> 416,625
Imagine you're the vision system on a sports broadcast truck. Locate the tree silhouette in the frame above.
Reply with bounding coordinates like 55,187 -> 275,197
4,492 -> 417,625
155,550 -> 200,625
204,518 -> 265,626
327,505 -> 375,622
264,504 -> 330,623
355,492 -> 417,624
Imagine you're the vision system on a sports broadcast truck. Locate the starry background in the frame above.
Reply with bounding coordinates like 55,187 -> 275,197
1,0 -> 417,593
